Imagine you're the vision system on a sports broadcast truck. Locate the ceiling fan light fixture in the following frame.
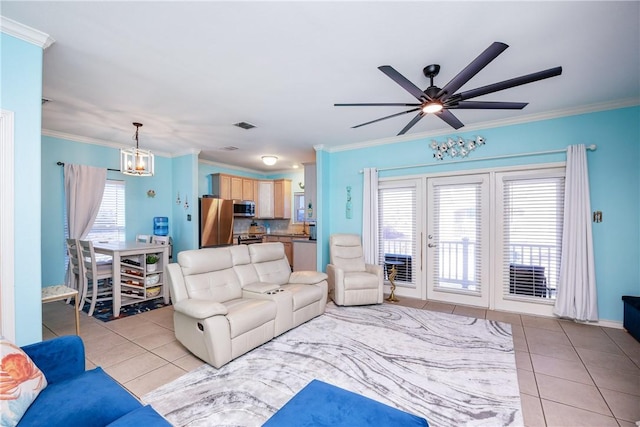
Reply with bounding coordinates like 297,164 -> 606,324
262,155 -> 278,166
422,101 -> 443,114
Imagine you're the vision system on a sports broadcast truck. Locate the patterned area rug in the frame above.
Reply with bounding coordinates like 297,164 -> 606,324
143,303 -> 522,427
80,298 -> 171,322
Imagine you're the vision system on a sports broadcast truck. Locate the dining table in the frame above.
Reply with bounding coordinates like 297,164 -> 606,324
93,241 -> 170,318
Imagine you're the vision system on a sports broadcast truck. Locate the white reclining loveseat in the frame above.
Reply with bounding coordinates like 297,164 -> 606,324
167,242 -> 328,368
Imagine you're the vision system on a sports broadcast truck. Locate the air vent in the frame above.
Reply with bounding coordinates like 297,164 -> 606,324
233,121 -> 256,130
221,146 -> 239,151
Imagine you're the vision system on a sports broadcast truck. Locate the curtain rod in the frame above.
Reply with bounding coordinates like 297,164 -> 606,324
360,144 -> 597,174
56,161 -> 120,172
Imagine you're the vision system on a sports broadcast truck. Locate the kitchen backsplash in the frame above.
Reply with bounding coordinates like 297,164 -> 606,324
233,218 -> 308,235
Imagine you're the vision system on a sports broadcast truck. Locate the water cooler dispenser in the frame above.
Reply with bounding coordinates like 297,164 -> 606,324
153,217 -> 168,236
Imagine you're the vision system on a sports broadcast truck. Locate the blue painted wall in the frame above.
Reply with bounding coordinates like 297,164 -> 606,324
41,136 -> 173,288
1,33 -> 44,345
172,153 -> 198,255
324,106 -> 640,323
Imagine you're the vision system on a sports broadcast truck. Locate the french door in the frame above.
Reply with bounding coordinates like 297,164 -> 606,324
426,174 -> 490,307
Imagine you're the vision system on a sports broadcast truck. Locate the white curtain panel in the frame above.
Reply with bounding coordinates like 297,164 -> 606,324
554,145 -> 598,321
64,164 -> 107,288
362,168 -> 379,264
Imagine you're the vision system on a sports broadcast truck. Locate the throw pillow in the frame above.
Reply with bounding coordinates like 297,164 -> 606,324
0,336 -> 48,426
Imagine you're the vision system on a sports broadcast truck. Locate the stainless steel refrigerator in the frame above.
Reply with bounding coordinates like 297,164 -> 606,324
199,197 -> 234,247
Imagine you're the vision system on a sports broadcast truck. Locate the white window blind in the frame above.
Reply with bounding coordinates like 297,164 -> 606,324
503,176 -> 564,302
432,182 -> 483,294
86,179 -> 126,243
377,183 -> 416,287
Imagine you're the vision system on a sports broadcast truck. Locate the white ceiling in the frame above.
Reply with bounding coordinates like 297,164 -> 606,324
3,1 -> 639,172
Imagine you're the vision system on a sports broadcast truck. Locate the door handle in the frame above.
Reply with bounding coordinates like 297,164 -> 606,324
427,243 -> 437,248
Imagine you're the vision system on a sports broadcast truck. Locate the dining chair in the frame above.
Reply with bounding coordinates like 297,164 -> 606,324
79,240 -> 114,316
65,238 -> 84,304
151,235 -> 172,261
136,234 -> 152,243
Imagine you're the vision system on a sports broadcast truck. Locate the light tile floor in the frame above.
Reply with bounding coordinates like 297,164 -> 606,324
42,297 -> 640,427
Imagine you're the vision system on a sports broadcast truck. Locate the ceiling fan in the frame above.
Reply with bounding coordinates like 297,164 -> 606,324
335,42 -> 562,134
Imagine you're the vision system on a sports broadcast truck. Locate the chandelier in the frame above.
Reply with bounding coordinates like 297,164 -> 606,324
120,122 -> 154,176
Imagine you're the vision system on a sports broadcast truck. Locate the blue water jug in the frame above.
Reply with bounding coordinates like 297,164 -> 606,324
153,217 -> 168,236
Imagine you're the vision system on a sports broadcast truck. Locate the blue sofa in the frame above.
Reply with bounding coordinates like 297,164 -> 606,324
19,335 -> 170,426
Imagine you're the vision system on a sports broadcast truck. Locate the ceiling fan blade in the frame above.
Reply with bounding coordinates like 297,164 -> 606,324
378,65 -> 428,101
397,112 -> 425,135
456,66 -> 562,101
352,108 -> 421,129
335,103 -> 421,107
436,42 -> 509,100
435,109 -> 464,129
451,101 -> 528,109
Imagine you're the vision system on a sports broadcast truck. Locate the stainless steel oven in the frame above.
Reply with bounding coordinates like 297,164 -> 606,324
237,234 -> 264,245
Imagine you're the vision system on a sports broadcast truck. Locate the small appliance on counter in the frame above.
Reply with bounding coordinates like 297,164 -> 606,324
308,222 -> 317,241
248,221 -> 265,235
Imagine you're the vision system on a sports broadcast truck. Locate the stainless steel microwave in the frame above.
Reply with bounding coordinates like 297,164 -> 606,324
233,200 -> 255,217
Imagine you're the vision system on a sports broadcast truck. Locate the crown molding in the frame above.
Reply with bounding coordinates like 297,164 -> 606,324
198,158 -> 266,175
173,148 -> 201,158
0,16 -> 55,49
328,98 -> 639,153
42,128 -> 172,158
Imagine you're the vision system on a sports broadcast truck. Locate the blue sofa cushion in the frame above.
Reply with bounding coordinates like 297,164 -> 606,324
106,405 -> 171,426
21,335 -> 85,384
19,367 -> 141,427
262,379 -> 429,427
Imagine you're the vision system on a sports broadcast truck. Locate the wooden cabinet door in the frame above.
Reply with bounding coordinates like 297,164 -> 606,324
230,176 -> 243,200
257,181 -> 274,218
274,179 -> 291,219
242,178 -> 255,201
211,174 -> 232,199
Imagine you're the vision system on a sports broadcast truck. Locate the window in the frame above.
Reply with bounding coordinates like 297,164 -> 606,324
293,192 -> 305,223
378,181 -> 417,287
64,179 -> 126,266
501,172 -> 564,302
86,179 -> 126,243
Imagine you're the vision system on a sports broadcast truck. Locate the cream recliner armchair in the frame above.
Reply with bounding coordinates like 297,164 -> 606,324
327,234 -> 383,306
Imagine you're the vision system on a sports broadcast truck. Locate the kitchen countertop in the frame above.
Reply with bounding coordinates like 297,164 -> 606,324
267,233 -> 310,238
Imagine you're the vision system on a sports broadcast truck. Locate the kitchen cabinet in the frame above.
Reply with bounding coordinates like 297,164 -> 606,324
274,179 -> 291,219
210,173 -> 232,200
266,235 -> 293,268
257,179 -> 291,219
303,163 -> 316,220
242,178 -> 255,201
257,180 -> 274,218
210,174 -> 255,201
230,176 -> 243,200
